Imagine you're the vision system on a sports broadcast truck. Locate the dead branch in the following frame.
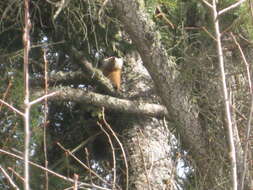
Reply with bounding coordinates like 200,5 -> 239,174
97,121 -> 117,189
0,99 -> 24,117
56,143 -> 109,185
0,149 -> 110,190
219,0 -> 247,16
101,108 -> 129,190
231,33 -> 253,190
0,165 -> 20,190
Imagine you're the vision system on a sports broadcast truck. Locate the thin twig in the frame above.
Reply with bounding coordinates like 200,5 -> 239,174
0,149 -> 110,190
101,108 -> 129,190
201,26 -> 217,41
50,132 -> 102,170
0,165 -> 20,190
97,122 -> 117,189
231,33 -> 253,190
230,33 -> 252,92
0,99 -> 24,117
98,0 -> 109,24
84,148 -> 93,184
56,142 -> 109,185
155,6 -> 174,29
29,91 -> 59,106
8,167 -> 25,182
241,99 -> 253,189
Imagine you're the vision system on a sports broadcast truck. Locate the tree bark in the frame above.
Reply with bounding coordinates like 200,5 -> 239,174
117,52 -> 176,190
123,117 -> 175,190
111,0 -> 208,176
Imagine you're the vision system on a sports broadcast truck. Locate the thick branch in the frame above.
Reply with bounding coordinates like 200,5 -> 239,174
34,87 -> 168,118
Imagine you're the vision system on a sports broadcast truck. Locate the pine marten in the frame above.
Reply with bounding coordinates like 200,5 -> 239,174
100,57 -> 123,91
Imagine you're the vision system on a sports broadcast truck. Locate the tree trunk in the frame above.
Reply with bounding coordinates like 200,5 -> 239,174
117,52 -> 176,189
110,0 -> 252,189
123,117 -> 174,190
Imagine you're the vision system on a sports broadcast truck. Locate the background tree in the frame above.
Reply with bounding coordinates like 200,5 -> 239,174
0,0 -> 253,189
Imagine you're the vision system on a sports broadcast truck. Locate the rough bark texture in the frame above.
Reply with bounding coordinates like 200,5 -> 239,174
118,52 -> 176,190
111,0 -> 209,178
124,117 -> 174,190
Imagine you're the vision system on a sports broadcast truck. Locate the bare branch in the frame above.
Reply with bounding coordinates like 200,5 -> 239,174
84,148 -> 93,184
0,99 -> 24,117
8,167 -> 25,182
231,33 -> 253,190
230,33 -> 252,92
49,132 -> 102,170
219,0 -> 247,16
155,6 -> 174,29
202,0 -> 213,8
0,165 -> 20,190
0,149 -> 110,190
29,91 -> 59,106
201,26 -> 217,41
97,122 -> 117,189
56,143 -> 109,185
101,108 -> 129,190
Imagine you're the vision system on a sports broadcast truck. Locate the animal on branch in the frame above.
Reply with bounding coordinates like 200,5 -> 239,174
100,57 -> 123,91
